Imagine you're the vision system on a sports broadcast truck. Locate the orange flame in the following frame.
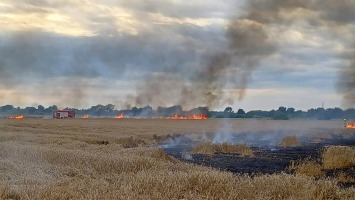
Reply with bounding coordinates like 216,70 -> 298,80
81,114 -> 90,119
166,114 -> 207,120
115,112 -> 124,119
10,115 -> 24,119
346,122 -> 355,128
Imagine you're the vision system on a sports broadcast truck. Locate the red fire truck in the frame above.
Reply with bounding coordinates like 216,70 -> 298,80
53,110 -> 75,119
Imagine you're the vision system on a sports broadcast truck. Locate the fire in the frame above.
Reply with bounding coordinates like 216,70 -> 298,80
166,114 -> 207,120
115,112 -> 124,119
10,115 -> 24,119
81,114 -> 90,119
346,122 -> 355,128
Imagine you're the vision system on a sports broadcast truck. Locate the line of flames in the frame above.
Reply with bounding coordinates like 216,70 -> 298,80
164,114 -> 207,120
114,113 -> 207,120
9,115 -> 24,119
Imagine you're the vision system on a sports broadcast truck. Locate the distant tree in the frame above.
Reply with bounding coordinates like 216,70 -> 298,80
286,107 -> 295,114
293,110 -> 305,118
273,111 -> 289,120
328,107 -> 343,119
37,105 -> 45,113
157,106 -> 164,115
141,106 -> 153,116
197,107 -> 209,115
166,105 -> 183,116
0,105 -> 14,112
277,106 -> 287,113
89,104 -> 107,116
24,106 -> 36,114
237,109 -> 246,115
45,105 -> 58,113
104,104 -> 115,113
268,109 -> 276,118
131,107 -> 139,115
247,110 -> 269,118
224,107 -> 233,113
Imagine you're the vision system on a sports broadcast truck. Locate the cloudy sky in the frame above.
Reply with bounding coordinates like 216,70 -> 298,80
0,0 -> 354,111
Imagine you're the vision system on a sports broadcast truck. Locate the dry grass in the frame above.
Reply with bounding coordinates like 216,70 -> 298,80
322,146 -> 355,169
278,135 -> 301,147
337,172 -> 355,184
0,119 -> 354,199
289,145 -> 355,185
289,159 -> 324,178
192,142 -> 254,156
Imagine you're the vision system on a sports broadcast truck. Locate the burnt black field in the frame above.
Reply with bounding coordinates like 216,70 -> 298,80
163,131 -> 355,186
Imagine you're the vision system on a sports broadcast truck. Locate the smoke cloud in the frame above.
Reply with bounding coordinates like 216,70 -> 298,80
0,0 -> 354,108
134,0 -> 355,109
134,6 -> 278,108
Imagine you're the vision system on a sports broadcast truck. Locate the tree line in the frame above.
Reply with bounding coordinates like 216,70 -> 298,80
1,104 -> 355,120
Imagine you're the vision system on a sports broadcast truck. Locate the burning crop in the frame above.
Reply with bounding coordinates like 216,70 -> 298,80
165,114 -> 207,120
9,115 -> 24,119
115,113 -> 124,119
346,122 -> 355,129
81,114 -> 90,119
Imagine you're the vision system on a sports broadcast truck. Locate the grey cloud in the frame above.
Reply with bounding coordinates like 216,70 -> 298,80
233,0 -> 355,107
2,0 -> 355,109
120,0 -> 234,19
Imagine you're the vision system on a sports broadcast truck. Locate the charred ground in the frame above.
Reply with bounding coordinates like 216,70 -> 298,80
162,131 -> 355,187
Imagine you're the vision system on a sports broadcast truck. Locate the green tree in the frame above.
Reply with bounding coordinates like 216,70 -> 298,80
37,105 -> 45,113
277,106 -> 287,113
0,105 -> 14,113
237,109 -> 245,115
224,107 -> 233,113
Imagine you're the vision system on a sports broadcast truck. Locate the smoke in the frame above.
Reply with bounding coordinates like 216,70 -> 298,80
337,61 -> 355,107
134,11 -> 277,109
134,0 -> 355,109
212,120 -> 234,144
238,0 -> 355,107
1,0 -> 355,108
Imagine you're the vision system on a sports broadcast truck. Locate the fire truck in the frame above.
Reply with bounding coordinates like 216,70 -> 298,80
53,110 -> 75,119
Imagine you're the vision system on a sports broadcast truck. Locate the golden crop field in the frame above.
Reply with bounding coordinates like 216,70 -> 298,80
0,118 -> 354,199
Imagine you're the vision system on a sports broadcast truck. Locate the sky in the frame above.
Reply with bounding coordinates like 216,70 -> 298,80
0,0 -> 355,111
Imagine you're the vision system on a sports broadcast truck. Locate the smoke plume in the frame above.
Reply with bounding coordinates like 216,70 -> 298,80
1,0 -> 354,108
134,11 -> 277,109
337,61 -> 355,107
134,0 -> 355,109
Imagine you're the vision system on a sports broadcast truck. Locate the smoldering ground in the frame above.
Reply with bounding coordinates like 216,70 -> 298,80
158,119 -> 352,151
160,119 -> 355,176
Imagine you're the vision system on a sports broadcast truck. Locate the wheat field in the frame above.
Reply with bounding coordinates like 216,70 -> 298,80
0,118 -> 354,199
